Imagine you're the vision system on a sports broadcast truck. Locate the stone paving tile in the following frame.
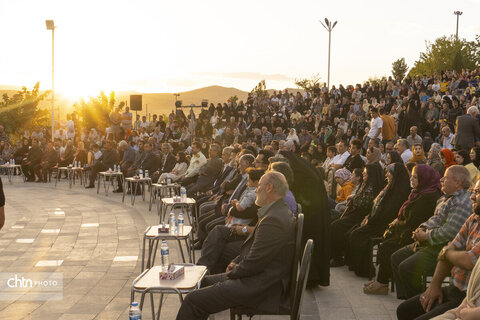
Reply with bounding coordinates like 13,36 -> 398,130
0,179 -> 407,320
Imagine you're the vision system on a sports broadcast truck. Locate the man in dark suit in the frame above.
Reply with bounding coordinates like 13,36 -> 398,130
37,141 -> 58,182
85,140 -> 119,188
138,141 -> 159,174
151,143 -> 176,182
186,144 -> 223,197
454,106 -> 480,150
22,139 -> 43,182
176,171 -> 295,320
208,146 -> 236,195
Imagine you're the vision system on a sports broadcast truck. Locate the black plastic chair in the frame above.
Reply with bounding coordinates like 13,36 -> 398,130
229,236 -> 313,320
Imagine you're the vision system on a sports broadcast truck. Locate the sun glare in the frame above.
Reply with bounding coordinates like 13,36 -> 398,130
57,81 -> 111,102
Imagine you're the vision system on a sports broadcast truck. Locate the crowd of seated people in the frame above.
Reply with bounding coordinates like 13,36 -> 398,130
1,68 -> 480,319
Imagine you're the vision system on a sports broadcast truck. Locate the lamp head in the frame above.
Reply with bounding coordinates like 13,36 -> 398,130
45,20 -> 55,30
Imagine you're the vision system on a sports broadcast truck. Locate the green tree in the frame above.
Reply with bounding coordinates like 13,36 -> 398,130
409,35 -> 480,76
73,91 -> 118,130
295,74 -> 322,93
250,80 -> 268,104
391,58 -> 409,80
0,82 -> 50,137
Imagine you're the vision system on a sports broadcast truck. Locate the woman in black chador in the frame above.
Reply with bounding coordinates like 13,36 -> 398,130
279,151 -> 331,287
345,163 -> 411,278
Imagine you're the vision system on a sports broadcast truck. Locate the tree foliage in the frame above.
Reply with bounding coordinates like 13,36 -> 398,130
409,35 -> 480,76
250,80 -> 269,104
227,95 -> 238,104
391,58 -> 409,80
295,74 -> 322,93
73,91 -> 119,130
367,75 -> 387,86
0,82 -> 50,136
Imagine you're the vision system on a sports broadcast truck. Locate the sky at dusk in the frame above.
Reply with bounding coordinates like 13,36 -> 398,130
0,0 -> 479,100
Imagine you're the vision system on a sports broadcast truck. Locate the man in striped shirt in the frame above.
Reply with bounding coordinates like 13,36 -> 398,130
392,165 -> 473,299
396,179 -> 480,320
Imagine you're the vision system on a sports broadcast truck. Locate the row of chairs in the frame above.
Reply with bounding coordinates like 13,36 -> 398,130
230,214 -> 313,320
131,212 -> 313,320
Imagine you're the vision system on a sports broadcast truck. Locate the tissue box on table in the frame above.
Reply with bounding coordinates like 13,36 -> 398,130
158,224 -> 170,233
159,265 -> 185,280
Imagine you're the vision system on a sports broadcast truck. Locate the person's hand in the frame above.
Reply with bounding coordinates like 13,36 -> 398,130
420,285 -> 443,312
230,199 -> 239,206
389,218 -> 398,228
205,190 -> 212,196
232,224 -> 246,236
221,203 -> 227,215
226,262 -> 236,273
456,298 -> 468,319
413,229 -> 427,242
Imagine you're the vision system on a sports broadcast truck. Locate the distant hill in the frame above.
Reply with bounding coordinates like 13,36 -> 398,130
0,84 -> 305,118
115,85 -> 249,116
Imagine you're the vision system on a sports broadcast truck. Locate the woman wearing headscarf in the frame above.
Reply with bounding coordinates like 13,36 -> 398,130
386,151 -> 403,166
330,168 -> 354,220
286,128 -> 299,144
279,150 -> 331,287
427,143 -> 444,176
366,147 -> 382,165
439,148 -> 456,169
455,149 -> 480,184
408,144 -> 426,164
346,163 -> 411,278
470,147 -> 480,169
330,164 -> 385,267
363,164 -> 441,296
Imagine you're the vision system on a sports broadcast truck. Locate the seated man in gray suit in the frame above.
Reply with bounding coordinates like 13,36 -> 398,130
176,171 -> 295,320
185,144 -> 223,197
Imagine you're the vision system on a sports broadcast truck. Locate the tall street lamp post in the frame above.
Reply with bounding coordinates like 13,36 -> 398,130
453,11 -> 462,41
320,18 -> 337,90
45,20 -> 55,141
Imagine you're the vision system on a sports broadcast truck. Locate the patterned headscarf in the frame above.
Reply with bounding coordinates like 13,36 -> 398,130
335,168 -> 351,181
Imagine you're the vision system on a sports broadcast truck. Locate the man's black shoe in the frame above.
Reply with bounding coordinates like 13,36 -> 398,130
85,184 -> 95,189
113,189 -> 123,193
193,241 -> 203,250
330,257 -> 345,267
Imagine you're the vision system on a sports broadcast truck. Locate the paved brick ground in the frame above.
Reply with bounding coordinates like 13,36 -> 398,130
0,176 -> 402,319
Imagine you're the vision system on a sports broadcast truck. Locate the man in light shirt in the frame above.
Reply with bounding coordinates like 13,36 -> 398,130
367,107 -> 383,148
395,139 -> 413,164
407,126 -> 423,147
180,141 -> 207,185
440,126 -> 455,150
329,140 -> 350,170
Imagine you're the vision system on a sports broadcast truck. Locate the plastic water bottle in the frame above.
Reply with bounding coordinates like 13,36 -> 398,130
78,161 -> 81,168
180,187 -> 187,202
160,240 -> 169,271
129,301 -> 142,320
166,176 -> 172,185
169,212 -> 176,235
145,170 -> 149,178
113,164 -> 117,172
177,212 -> 184,235
139,169 -> 143,179
12,158 -> 15,165
117,165 -> 121,173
